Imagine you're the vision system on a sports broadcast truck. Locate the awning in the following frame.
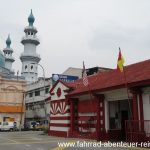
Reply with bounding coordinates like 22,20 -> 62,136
78,116 -> 93,121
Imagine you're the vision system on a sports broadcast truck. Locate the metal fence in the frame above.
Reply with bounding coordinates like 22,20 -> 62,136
125,120 -> 150,142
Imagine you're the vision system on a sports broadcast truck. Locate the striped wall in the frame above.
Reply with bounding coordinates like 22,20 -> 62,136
49,81 -> 70,137
49,99 -> 70,137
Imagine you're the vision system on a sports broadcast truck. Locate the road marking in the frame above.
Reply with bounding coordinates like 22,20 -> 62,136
51,141 -> 76,150
128,147 -> 148,150
37,148 -> 44,150
51,147 -> 66,150
0,137 -> 18,143
25,144 -> 31,147
0,140 -> 64,145
7,138 -> 18,143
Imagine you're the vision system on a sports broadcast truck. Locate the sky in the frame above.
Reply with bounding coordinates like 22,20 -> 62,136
0,0 -> 150,77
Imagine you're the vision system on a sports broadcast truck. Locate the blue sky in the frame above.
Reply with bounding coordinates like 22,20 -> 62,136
0,0 -> 150,77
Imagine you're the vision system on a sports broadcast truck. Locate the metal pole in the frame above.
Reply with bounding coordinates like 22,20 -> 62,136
19,91 -> 25,131
30,63 -> 47,123
38,64 -> 47,123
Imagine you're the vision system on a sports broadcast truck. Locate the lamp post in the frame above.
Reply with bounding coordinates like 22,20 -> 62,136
30,63 -> 47,123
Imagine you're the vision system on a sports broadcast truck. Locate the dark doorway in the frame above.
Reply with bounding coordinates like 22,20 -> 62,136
121,110 -> 128,140
108,100 -> 130,141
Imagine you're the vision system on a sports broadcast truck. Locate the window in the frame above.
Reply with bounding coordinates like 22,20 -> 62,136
45,88 -> 49,94
29,93 -> 33,98
31,65 -> 33,70
40,104 -> 44,108
28,105 -> 33,110
3,122 -> 8,126
25,65 -> 27,70
35,90 -> 40,96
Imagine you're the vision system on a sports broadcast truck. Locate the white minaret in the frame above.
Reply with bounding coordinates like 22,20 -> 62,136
3,34 -> 15,73
20,10 -> 41,82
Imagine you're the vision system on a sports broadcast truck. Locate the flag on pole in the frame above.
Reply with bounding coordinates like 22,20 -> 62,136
82,61 -> 89,86
117,47 -> 125,72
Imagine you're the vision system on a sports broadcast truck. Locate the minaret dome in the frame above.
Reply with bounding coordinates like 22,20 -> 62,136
28,9 -> 35,26
6,34 -> 11,48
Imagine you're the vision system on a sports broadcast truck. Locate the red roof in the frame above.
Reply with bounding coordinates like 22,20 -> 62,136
68,59 -> 150,96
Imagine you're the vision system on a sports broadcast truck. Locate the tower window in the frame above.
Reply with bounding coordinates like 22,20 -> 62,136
31,65 -> 33,70
25,65 -> 27,70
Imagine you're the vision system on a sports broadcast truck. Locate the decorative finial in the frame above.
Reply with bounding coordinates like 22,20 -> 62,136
6,34 -> 11,48
28,9 -> 35,26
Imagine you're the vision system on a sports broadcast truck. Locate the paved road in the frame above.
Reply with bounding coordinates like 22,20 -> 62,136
0,131 -> 144,150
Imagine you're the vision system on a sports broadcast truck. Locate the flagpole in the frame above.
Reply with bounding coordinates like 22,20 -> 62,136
117,48 -> 132,119
82,61 -> 93,103
123,67 -> 133,119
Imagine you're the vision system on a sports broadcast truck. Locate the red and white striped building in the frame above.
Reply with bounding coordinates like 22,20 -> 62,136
49,59 -> 150,142
49,81 -> 71,137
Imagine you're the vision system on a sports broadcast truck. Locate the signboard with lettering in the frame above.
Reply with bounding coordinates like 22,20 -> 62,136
52,74 -> 79,82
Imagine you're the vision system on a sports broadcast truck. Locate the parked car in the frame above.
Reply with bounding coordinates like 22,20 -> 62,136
0,121 -> 18,131
25,120 -> 49,131
24,121 -> 36,130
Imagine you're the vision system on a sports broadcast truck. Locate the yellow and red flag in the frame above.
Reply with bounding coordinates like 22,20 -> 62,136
117,48 -> 125,72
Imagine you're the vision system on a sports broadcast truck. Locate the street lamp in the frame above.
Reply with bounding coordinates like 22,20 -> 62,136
30,63 -> 47,123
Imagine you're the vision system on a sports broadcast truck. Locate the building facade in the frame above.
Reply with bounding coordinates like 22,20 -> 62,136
48,60 -> 150,142
25,78 -> 51,124
0,27 -> 26,129
0,75 -> 26,129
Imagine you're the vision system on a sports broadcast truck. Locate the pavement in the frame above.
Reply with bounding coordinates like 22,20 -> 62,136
0,131 -> 148,150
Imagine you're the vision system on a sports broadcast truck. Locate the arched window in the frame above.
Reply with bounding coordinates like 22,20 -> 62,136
31,65 -> 33,70
25,65 -> 27,70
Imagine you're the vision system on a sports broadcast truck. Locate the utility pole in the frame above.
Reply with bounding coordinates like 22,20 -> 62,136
30,63 -> 47,124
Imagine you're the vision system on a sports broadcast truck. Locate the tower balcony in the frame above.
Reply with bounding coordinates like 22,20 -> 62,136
21,35 -> 40,45
3,47 -> 13,53
20,53 -> 41,63
24,26 -> 37,34
5,56 -> 15,62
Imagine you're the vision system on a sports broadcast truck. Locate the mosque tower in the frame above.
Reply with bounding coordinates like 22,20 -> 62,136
20,10 -> 41,82
3,34 -> 15,73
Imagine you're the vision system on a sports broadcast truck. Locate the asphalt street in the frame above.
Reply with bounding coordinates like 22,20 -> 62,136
0,131 -> 145,150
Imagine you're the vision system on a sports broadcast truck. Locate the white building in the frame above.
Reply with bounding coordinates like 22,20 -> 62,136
25,78 -> 51,124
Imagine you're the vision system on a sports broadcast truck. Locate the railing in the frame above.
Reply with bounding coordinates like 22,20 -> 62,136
125,120 -> 150,142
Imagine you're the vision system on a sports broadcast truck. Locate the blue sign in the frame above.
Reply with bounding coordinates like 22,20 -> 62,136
52,74 -> 79,82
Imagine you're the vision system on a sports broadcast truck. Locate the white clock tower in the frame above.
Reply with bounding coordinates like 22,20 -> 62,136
20,10 -> 41,82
